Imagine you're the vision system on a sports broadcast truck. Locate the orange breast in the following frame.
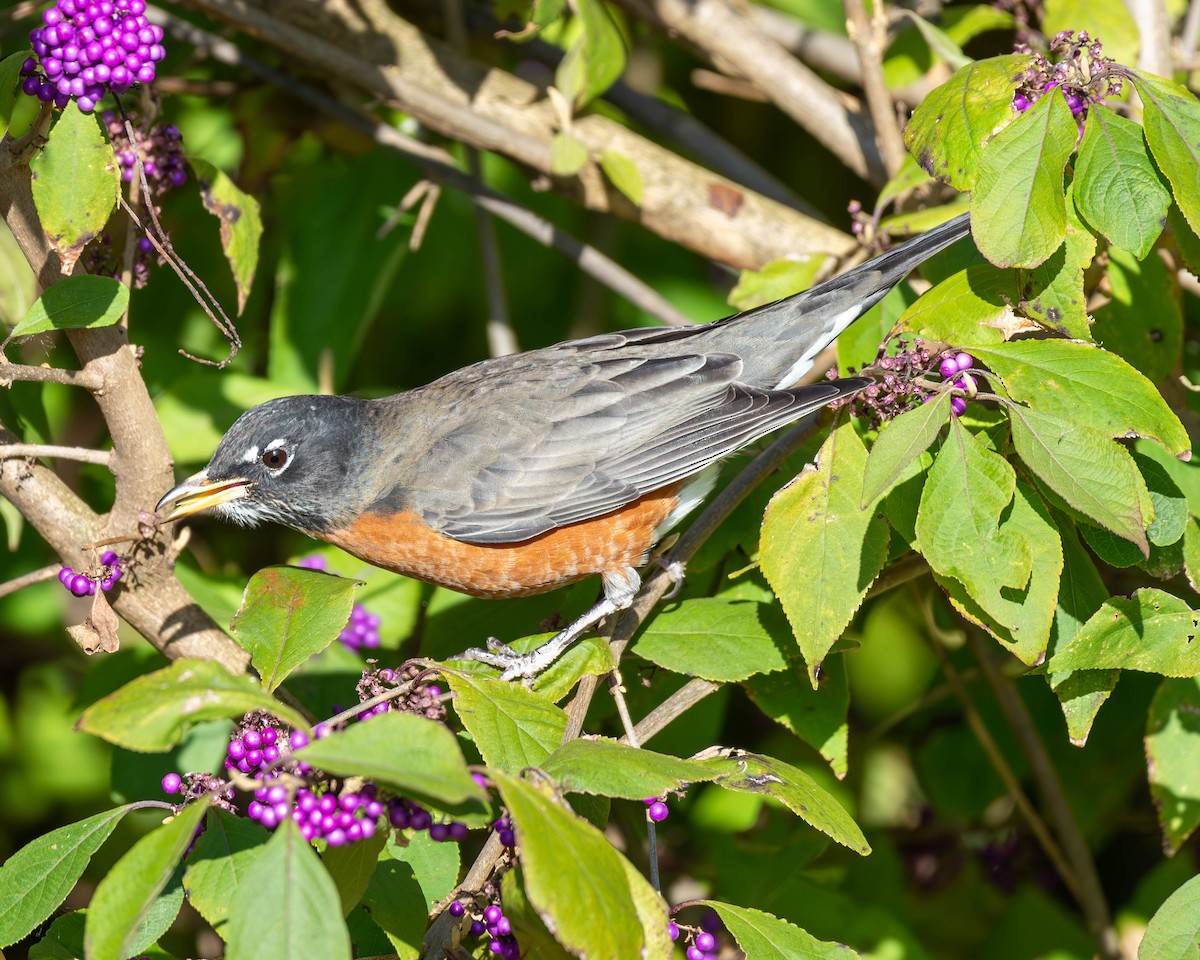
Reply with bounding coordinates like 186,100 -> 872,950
317,486 -> 680,598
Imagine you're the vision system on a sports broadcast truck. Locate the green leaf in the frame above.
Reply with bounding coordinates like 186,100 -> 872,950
124,878 -> 185,958
1146,678 -> 1200,854
633,598 -> 790,681
27,911 -> 86,960
1092,243 -> 1183,383
182,809 -> 270,931
761,418 -> 890,683
1048,589 -> 1200,676
728,256 -> 824,312
83,799 -> 209,960
0,51 -> 30,140
702,901 -> 854,959
76,658 -> 309,752
971,340 -> 1190,458
531,635 -> 615,702
701,752 -> 870,854
30,106 -> 119,272
498,869 -> 580,960
904,54 -> 1034,190
1074,106 -> 1170,259
446,672 -> 567,771
1048,522 -> 1117,746
744,655 -> 850,777
229,566 -> 358,692
916,420 -> 1032,621
10,275 -> 128,338
550,131 -> 589,176
224,821 -> 351,960
190,159 -> 263,315
599,150 -> 643,205
540,738 -> 717,798
323,830 -> 387,916
360,859 -> 424,960
493,771 -> 645,957
972,89 -> 1077,268
1043,0 -> 1139,65
897,10 -> 970,69
1137,450 -> 1189,548
296,712 -> 485,810
0,804 -> 136,947
1168,202 -> 1200,274
1008,404 -> 1149,551
1138,873 -> 1200,960
387,829 -> 460,907
929,474 -> 1062,665
898,263 -> 1020,346
862,391 -> 951,505
1017,188 -> 1095,338
1186,518 -> 1200,594
1132,72 -> 1200,239
555,0 -> 626,106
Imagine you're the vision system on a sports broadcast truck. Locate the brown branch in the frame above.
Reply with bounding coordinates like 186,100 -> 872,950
0,361 -> 104,390
170,0 -> 855,270
0,563 -> 62,601
0,443 -> 113,466
843,0 -> 907,177
610,0 -> 887,185
623,677 -> 721,745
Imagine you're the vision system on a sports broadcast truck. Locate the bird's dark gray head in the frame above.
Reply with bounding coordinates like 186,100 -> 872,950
156,395 -> 376,532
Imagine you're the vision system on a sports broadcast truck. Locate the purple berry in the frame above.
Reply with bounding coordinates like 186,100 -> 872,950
161,772 -> 182,794
696,932 -> 717,951
485,905 -> 503,924
69,574 -> 92,597
326,827 -> 347,846
449,822 -> 469,840
227,738 -> 246,760
290,729 -> 309,750
496,917 -> 512,936
243,729 -> 262,749
247,800 -> 264,820
499,829 -> 516,847
938,357 -> 959,379
668,922 -> 679,941
449,902 -> 466,918
648,801 -> 669,822
687,947 -> 705,960
429,822 -> 450,841
100,549 -> 118,565
58,567 -> 74,585
951,397 -> 968,416
954,352 -> 973,372
22,76 -> 41,96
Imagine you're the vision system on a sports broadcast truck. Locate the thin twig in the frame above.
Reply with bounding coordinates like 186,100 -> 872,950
0,443 -> 112,466
965,630 -> 1120,959
152,9 -> 693,329
0,563 -> 61,601
843,0 -> 907,176
0,361 -> 103,390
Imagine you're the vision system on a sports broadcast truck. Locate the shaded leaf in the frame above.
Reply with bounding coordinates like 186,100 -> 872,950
744,655 -> 850,777
1146,678 -> 1200,854
0,51 -> 28,139
898,263 -> 1020,346
1017,187 -> 1095,338
633,598 -> 790,681
1043,0 -> 1139,64
555,0 -> 626,106
360,859 -> 424,960
10,275 -> 128,338
1048,589 -> 1200,676
323,830 -> 387,916
862,391 -> 951,505
192,158 -> 263,314
1092,243 -> 1183,384
182,808 -> 270,931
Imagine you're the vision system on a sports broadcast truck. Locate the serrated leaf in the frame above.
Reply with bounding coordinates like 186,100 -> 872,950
229,566 -> 358,692
224,821 -> 351,960
84,799 -> 209,960
531,635 -> 615,702
599,149 -> 643,205
1047,521 -> 1117,746
904,54 -> 1034,190
493,771 -> 645,957
30,106 -> 119,272
929,472 -> 1062,665
1048,588 -> 1200,676
702,901 -> 854,959
182,808 -> 270,930
862,391 -> 951,504
898,262 -> 1020,345
499,869 -> 579,960
728,256 -> 824,312
633,598 -> 790,681
1092,243 -> 1183,383
972,90 -> 1077,268
191,158 -> 262,314
296,712 -> 485,810
744,655 -> 850,777
702,752 -> 869,853
0,52 -> 30,140
971,340 -> 1189,457
0,804 -> 136,946
1138,873 -> 1200,960
761,419 -> 890,683
540,738 -> 717,798
1132,72 -> 1200,239
916,420 -> 1032,621
10,275 -> 128,338
550,131 -> 589,176
1017,187 -> 1095,338
1074,106 -> 1170,259
1146,678 -> 1200,854
76,658 -> 309,752
1008,404 -> 1149,551
446,671 -> 567,771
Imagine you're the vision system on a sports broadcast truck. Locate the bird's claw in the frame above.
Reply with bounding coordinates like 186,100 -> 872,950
658,559 -> 686,599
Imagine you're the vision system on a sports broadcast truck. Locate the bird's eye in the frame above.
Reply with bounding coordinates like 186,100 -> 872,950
262,448 -> 288,470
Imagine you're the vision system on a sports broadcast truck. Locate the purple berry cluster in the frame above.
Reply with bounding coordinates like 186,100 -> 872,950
1012,31 -> 1122,121
58,549 -> 122,597
685,930 -> 720,960
493,814 -> 517,848
356,662 -> 446,721
938,352 -> 976,417
254,784 -> 383,844
224,720 -> 301,778
827,337 -> 937,426
20,0 -> 166,113
102,110 -> 187,187
299,555 -> 383,652
450,900 -> 521,957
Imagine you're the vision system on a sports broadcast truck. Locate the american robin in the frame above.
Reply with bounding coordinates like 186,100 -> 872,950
157,213 -> 971,678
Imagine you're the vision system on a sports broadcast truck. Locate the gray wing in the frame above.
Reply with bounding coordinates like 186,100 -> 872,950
395,337 -> 864,544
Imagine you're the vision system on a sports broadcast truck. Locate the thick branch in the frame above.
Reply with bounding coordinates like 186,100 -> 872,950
173,0 -> 854,270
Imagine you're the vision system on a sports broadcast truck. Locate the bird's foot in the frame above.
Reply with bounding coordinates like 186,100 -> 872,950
657,558 -> 687,599
452,634 -> 567,683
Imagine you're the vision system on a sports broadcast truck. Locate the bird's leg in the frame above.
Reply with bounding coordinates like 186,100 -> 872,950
454,567 -> 641,681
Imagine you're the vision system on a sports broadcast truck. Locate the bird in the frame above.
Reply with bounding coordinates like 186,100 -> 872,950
157,212 -> 972,679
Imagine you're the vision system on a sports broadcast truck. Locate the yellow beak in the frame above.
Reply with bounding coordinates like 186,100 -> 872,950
156,471 -> 252,521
